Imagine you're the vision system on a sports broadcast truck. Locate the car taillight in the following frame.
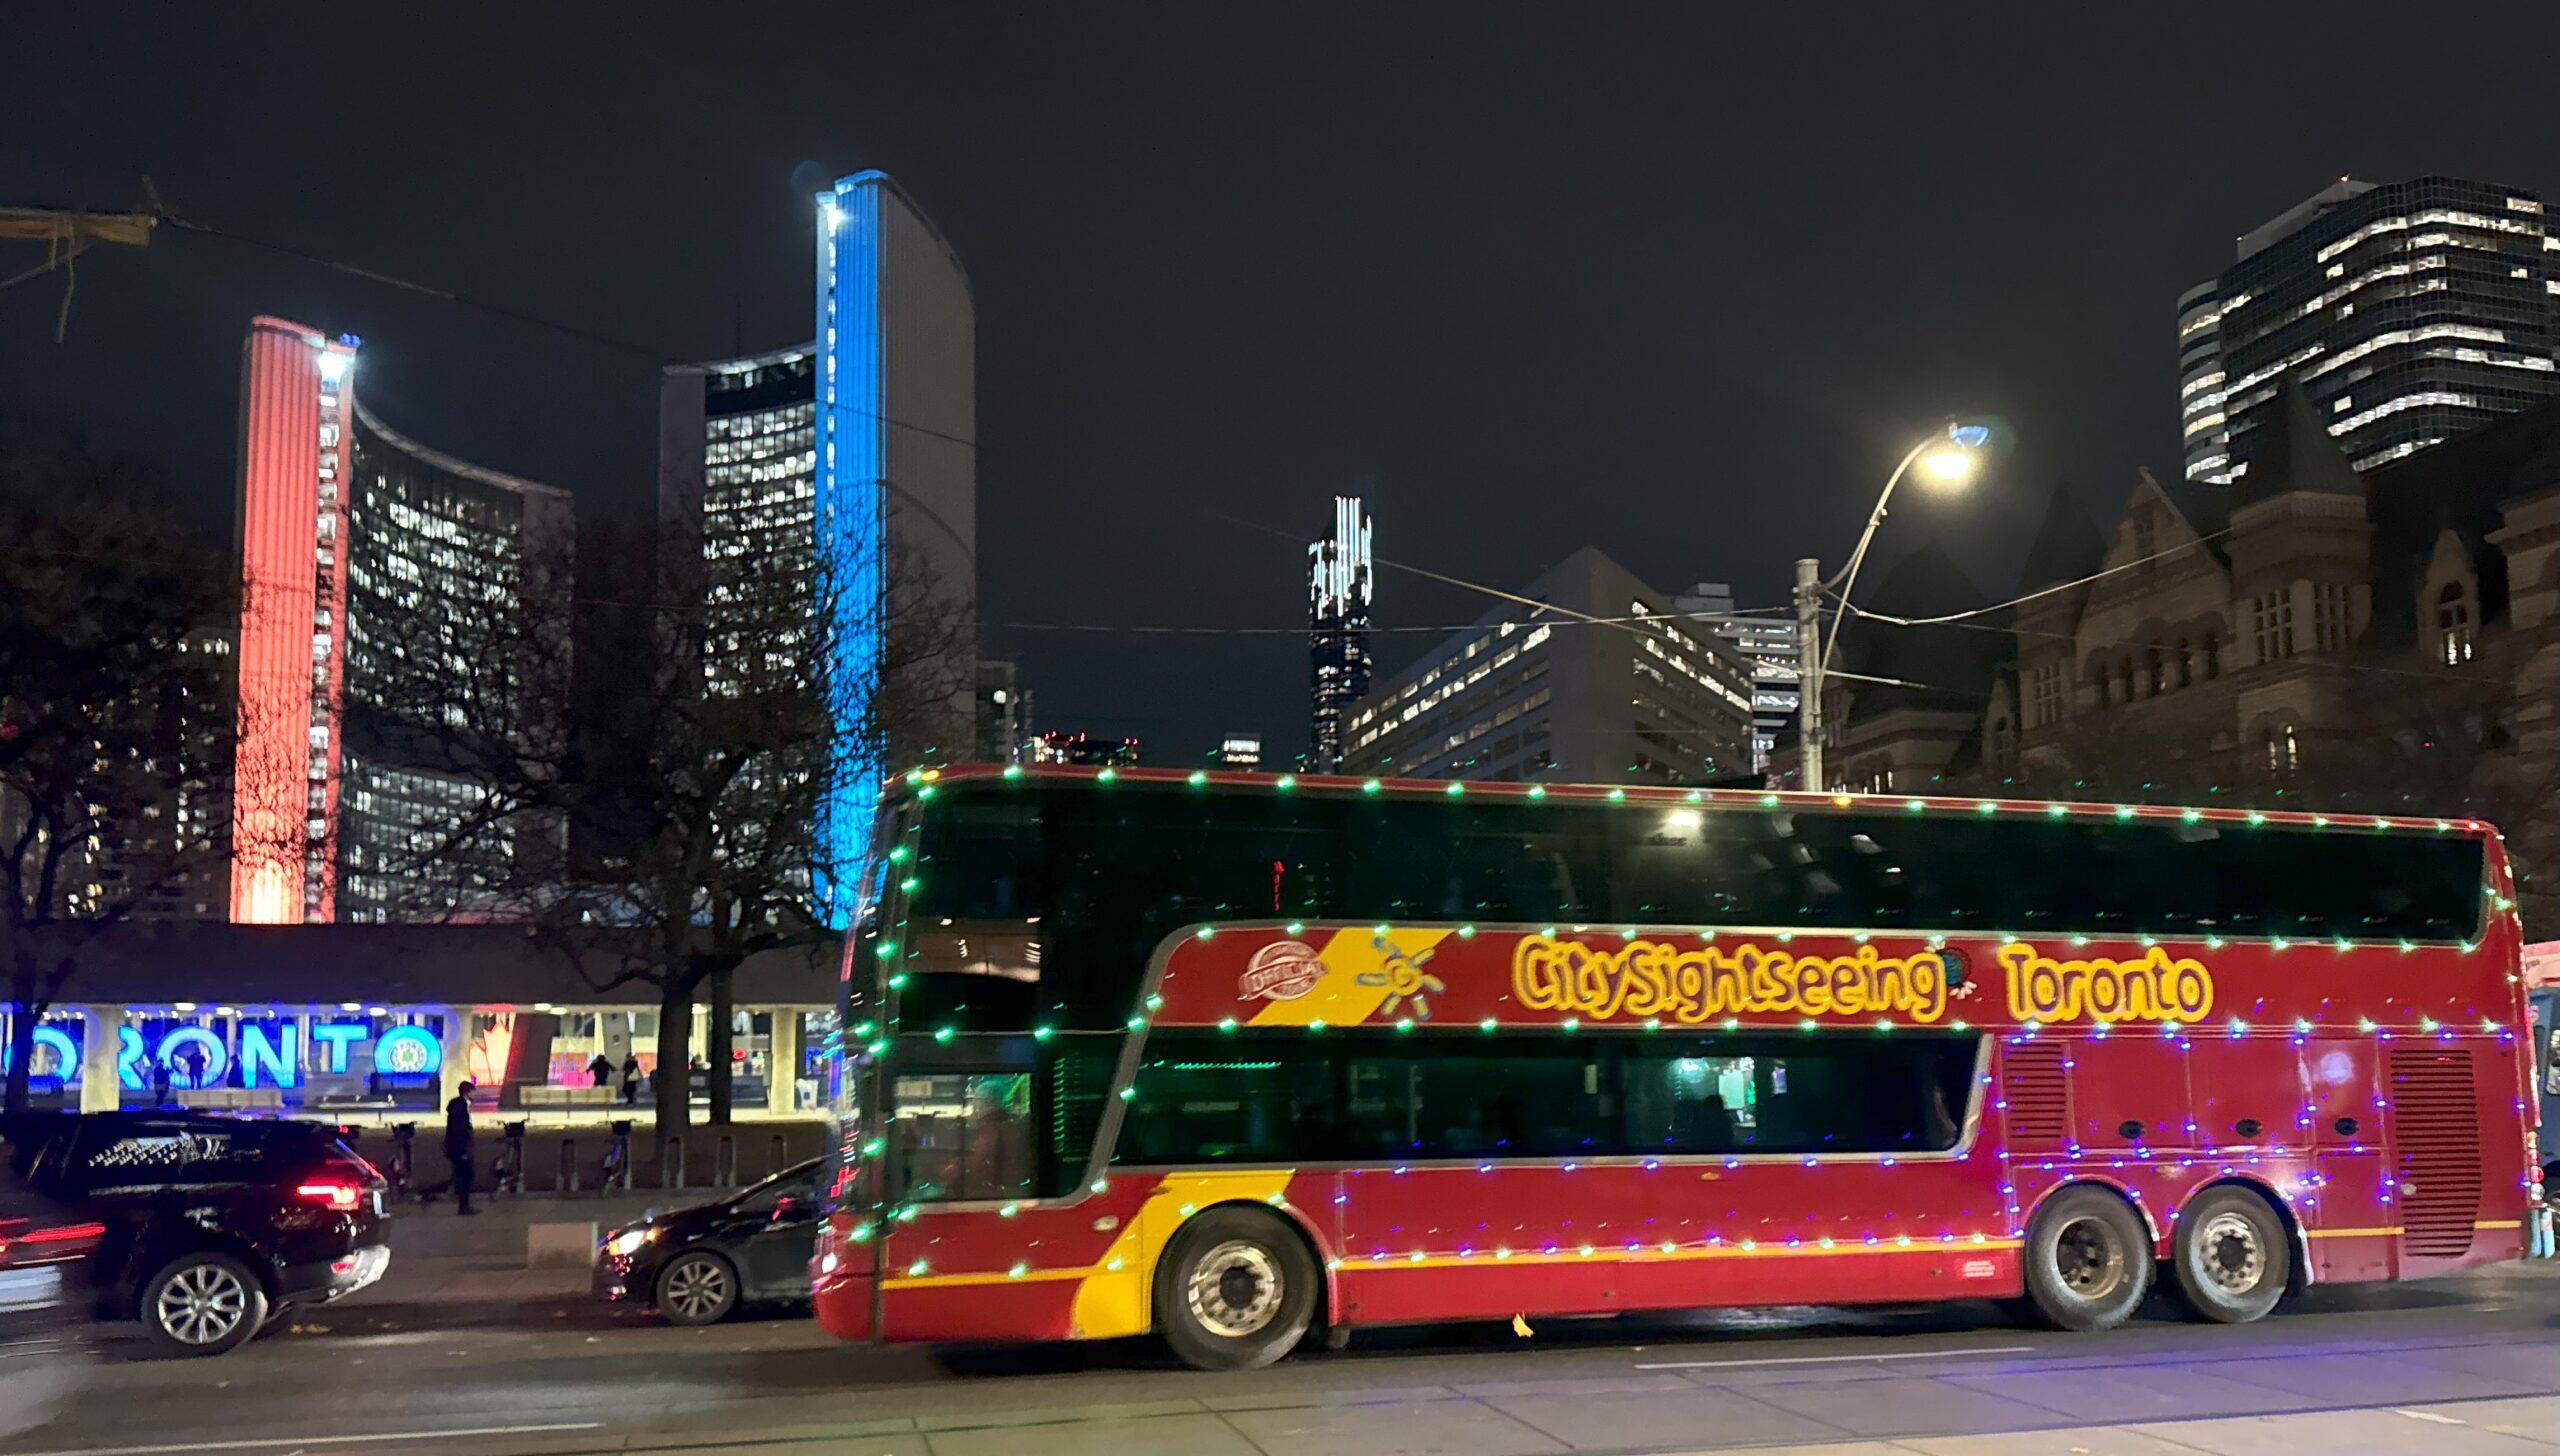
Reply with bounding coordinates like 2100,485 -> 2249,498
0,1219 -> 104,1270
296,1182 -> 363,1213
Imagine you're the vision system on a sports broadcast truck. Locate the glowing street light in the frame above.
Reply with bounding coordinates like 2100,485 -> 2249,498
1795,421 -> 1996,790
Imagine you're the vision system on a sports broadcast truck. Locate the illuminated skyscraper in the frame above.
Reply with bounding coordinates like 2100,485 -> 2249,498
813,171 -> 977,922
231,317 -> 572,924
1306,495 -> 1374,772
657,175 -> 979,928
2181,177 -> 2557,483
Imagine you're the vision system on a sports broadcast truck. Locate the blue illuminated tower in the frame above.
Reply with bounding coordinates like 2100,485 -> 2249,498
812,171 -> 978,925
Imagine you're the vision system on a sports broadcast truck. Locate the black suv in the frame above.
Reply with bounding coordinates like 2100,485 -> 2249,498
6,1113 -> 390,1356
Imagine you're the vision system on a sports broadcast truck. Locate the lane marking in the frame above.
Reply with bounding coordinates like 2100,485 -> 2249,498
1636,1344 -> 2035,1371
11,1422 -> 603,1456
2396,1409 -> 2468,1425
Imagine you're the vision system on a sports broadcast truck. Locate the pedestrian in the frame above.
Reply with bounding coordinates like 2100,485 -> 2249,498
619,1054 -> 640,1105
445,1079 -> 479,1215
587,1052 -> 613,1088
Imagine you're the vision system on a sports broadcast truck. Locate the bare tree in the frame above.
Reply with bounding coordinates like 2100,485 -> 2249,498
0,432 -> 238,1113
375,502 -> 971,1140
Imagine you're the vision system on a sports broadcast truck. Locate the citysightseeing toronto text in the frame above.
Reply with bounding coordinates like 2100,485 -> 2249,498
1508,934 -> 2219,1028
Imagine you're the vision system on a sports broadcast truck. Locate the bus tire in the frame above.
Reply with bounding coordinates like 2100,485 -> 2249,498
2020,1186 -> 2150,1332
1153,1207 -> 1318,1371
2170,1185 -> 2289,1324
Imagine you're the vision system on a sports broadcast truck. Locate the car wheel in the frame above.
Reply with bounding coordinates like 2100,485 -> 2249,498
656,1251 -> 740,1326
2020,1186 -> 2151,1332
141,1253 -> 269,1357
1152,1207 -> 1318,1371
2171,1186 -> 2289,1324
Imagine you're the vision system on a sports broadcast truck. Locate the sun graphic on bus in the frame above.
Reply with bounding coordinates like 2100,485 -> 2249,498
1371,936 -> 1445,1021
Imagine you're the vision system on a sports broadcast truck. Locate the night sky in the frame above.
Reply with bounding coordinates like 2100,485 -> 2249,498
7,5 -> 2557,764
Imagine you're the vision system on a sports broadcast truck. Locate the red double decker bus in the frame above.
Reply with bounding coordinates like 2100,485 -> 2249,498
812,766 -> 2530,1369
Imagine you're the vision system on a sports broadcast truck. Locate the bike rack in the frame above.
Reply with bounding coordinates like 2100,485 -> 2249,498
499,1121 -> 527,1194
661,1136 -> 687,1190
388,1123 -> 416,1197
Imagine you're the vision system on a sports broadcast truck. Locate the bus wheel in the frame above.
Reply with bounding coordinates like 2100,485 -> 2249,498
2021,1186 -> 2150,1331
2171,1186 -> 2289,1324
1154,1208 -> 1318,1371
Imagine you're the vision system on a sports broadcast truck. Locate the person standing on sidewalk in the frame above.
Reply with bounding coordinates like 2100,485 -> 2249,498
444,1079 -> 479,1215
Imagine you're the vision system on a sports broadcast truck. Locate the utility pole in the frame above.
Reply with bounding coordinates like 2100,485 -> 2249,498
1794,557 -> 1823,791
0,201 -> 157,341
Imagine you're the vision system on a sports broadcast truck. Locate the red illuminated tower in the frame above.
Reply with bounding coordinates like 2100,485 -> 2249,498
231,317 -> 356,923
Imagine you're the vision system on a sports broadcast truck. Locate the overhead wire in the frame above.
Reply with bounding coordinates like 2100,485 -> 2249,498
1833,528 -> 2238,629
153,208 -> 982,455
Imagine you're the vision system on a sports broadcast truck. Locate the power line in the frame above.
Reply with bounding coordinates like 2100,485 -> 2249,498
154,208 -> 981,456
1833,528 -> 2236,629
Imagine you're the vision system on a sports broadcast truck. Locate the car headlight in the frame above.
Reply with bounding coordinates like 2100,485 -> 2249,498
608,1227 -> 656,1257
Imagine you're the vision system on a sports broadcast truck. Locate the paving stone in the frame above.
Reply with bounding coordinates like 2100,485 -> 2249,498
1220,1396 -> 1566,1456
1897,1426 -> 2220,1455
911,1398 -> 1205,1432
1744,1376 -> 2072,1438
1487,1385 -> 1850,1450
1940,1365 -> 2310,1425
2415,1397 -> 2560,1445
926,1411 -> 1259,1456
2130,1406 -> 2559,1454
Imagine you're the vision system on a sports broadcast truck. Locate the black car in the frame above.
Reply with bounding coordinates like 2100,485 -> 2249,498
594,1159 -> 821,1324
8,1112 -> 390,1357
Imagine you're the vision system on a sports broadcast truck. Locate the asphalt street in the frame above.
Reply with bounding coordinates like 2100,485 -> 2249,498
8,1267 -> 2560,1456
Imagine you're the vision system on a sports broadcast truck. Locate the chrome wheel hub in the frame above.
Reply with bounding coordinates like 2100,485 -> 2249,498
1186,1241 -> 1283,1338
2054,1216 -> 2126,1300
157,1264 -> 249,1345
2195,1210 -> 2265,1294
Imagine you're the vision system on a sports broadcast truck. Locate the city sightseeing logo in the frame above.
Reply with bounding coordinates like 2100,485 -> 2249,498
1239,940 -> 1325,1001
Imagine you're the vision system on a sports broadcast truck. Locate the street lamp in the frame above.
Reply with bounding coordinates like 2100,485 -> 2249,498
1794,421 -> 1992,791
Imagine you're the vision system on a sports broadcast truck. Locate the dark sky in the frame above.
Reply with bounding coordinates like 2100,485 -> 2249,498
7,5 -> 2557,764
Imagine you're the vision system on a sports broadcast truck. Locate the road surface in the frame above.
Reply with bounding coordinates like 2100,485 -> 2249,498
7,1266 -> 2560,1455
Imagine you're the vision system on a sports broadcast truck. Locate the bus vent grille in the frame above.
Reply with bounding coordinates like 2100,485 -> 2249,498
2003,1040 -> 2069,1150
2389,1047 -> 2481,1259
